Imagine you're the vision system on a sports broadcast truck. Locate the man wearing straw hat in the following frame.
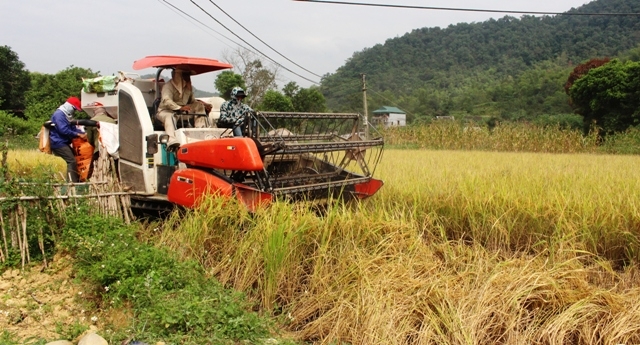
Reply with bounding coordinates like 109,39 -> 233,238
156,68 -> 212,150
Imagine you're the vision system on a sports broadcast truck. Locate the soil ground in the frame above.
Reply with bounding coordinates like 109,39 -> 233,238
0,254 -> 99,342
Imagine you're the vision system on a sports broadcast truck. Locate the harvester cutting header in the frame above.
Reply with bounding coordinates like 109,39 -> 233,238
80,55 -> 384,212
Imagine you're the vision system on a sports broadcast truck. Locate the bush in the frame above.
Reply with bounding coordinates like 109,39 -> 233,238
0,110 -> 40,150
599,126 -> 640,154
59,206 -> 274,344
0,111 -> 39,137
532,113 -> 583,130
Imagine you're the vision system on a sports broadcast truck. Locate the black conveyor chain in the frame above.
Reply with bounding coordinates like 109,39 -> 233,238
264,139 -> 383,155
257,112 -> 361,120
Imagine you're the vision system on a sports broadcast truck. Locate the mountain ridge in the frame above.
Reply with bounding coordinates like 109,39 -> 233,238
320,0 -> 640,121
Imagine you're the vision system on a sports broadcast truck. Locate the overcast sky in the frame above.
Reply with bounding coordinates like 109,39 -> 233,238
2,0 -> 592,93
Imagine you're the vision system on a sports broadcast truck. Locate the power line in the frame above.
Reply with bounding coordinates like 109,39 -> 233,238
188,0 -> 320,85
158,0 -> 235,50
323,78 -> 417,119
160,0 -> 314,87
293,0 -> 640,16
205,0 -> 323,78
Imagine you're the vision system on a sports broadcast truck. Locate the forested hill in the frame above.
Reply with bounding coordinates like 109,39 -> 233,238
321,0 -> 640,123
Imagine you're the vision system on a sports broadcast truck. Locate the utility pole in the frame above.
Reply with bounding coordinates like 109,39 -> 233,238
362,74 -> 369,140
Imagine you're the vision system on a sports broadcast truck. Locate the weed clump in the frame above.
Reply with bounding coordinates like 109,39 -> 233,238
59,205 -> 274,344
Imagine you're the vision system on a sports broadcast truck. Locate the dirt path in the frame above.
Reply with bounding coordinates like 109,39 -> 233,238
0,254 -> 96,342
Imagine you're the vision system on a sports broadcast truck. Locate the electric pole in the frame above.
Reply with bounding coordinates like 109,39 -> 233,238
362,74 -> 369,140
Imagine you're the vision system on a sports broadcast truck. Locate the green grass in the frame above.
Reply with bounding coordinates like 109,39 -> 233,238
56,204 -> 288,344
0,331 -> 46,345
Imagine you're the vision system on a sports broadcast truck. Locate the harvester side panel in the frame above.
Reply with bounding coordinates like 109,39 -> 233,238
167,168 -> 273,211
167,168 -> 233,208
118,90 -> 144,165
117,82 -> 157,194
177,137 -> 264,171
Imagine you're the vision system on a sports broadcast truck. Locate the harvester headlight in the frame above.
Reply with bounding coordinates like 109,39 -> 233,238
159,134 -> 169,144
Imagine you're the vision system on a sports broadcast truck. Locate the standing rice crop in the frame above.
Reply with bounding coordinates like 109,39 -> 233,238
383,122 -> 599,154
154,149 -> 640,344
5,149 -> 65,178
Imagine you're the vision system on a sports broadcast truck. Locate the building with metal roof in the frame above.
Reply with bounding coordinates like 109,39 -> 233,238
372,106 -> 406,128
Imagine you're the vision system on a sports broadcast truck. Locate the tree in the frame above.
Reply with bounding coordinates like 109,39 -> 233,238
24,66 -> 98,124
0,46 -> 31,116
281,82 -> 327,112
292,86 -> 327,112
214,71 -> 246,100
568,59 -> 640,135
621,44 -> 640,62
258,90 -> 293,112
243,59 -> 277,107
564,57 -> 611,95
222,48 -> 278,107
282,82 -> 299,98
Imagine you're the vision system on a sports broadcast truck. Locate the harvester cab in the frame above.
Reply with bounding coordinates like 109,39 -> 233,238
80,55 -> 384,213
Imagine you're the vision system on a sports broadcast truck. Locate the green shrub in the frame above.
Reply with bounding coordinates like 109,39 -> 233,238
599,126 -> 640,154
0,134 -> 39,150
0,111 -> 39,137
59,206 -> 274,344
532,113 -> 583,130
0,110 -> 40,150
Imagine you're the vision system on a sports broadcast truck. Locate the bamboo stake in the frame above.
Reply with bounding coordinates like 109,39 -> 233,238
17,204 -> 30,268
0,239 -> 4,263
22,206 -> 29,265
15,205 -> 24,270
1,140 -> 9,180
10,210 -> 17,249
0,209 -> 7,263
0,143 -> 135,267
38,225 -> 47,269
46,202 -> 57,244
52,184 -> 64,214
0,163 -> 135,243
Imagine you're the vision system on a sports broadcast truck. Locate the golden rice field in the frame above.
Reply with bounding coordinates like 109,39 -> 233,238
381,122 -> 601,153
155,149 -> 640,345
4,149 -> 65,178
7,139 -> 640,344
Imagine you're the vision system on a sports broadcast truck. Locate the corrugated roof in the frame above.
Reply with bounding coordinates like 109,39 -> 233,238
372,106 -> 405,114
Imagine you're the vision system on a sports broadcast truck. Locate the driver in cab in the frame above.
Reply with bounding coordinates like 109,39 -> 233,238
156,68 -> 212,150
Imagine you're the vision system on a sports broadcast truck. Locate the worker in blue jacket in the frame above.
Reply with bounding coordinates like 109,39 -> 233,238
50,97 -> 87,182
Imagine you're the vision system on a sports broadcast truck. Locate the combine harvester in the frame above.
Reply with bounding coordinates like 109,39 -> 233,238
80,55 -> 384,212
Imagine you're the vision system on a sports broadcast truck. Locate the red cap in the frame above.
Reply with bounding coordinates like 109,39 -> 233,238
66,96 -> 82,111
